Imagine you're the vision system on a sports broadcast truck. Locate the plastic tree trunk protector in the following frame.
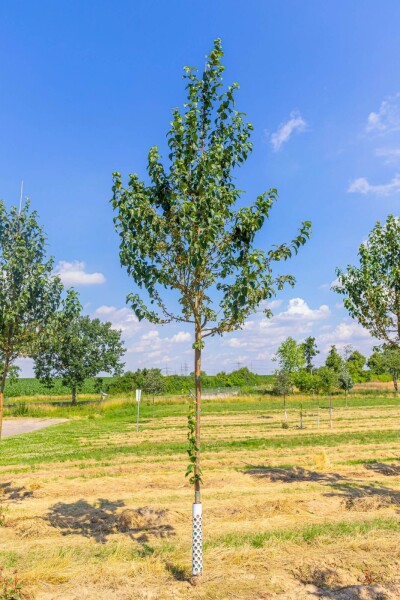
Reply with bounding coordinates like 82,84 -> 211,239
192,502 -> 203,576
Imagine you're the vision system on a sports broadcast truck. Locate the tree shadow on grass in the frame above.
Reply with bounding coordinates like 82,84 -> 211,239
47,498 -> 125,542
47,500 -> 176,544
165,561 -> 188,582
244,465 -> 342,484
324,481 -> 400,511
310,584 -> 390,599
0,482 -> 33,503
364,462 -> 400,477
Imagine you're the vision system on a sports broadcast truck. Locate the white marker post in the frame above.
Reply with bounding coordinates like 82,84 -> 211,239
136,389 -> 142,432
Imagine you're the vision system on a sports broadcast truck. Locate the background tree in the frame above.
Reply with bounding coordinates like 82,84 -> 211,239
142,368 -> 166,417
337,368 -> 354,405
345,350 -> 366,382
293,370 -> 322,395
381,346 -> 400,393
301,336 -> 319,372
334,215 -> 400,347
34,298 -> 125,404
367,349 -> 387,375
0,201 -> 64,439
274,337 -> 305,374
316,366 -> 337,428
273,369 -> 292,419
316,366 -> 338,395
111,39 -> 311,578
325,345 -> 344,373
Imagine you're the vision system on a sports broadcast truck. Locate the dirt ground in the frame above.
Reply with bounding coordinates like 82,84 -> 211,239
0,400 -> 399,599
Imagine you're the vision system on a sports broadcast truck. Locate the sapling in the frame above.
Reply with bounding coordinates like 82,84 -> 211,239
111,39 -> 310,578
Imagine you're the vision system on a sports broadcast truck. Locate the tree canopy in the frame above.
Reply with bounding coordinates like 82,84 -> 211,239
34,297 -> 125,403
325,345 -> 344,373
112,38 -> 310,341
0,201 -> 64,437
301,336 -> 319,372
274,337 -> 305,373
334,215 -> 400,347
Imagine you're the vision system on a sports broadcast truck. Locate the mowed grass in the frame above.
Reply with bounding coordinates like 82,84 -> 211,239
0,394 -> 400,599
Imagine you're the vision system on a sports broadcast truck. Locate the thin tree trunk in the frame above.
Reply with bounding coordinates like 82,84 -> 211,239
393,374 -> 398,394
0,391 -> 3,441
0,359 -> 9,441
194,326 -> 202,503
192,323 -> 203,579
71,387 -> 77,406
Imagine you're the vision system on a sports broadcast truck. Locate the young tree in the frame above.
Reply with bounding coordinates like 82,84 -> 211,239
142,368 -> 166,417
301,336 -> 319,372
316,366 -> 338,395
316,366 -> 337,428
111,39 -> 311,578
34,297 -> 125,404
0,201 -> 64,439
273,369 -> 292,419
274,337 -> 305,373
334,215 -> 400,347
337,368 -> 354,405
325,345 -> 344,373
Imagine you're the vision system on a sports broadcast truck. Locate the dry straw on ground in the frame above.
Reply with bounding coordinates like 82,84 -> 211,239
0,395 -> 399,599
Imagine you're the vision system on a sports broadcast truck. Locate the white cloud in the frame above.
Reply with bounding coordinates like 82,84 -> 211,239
170,331 -> 191,343
93,305 -> 140,338
267,299 -> 283,310
348,174 -> 400,196
317,321 -> 373,354
375,147 -> 400,163
366,93 -> 400,134
95,305 -> 116,315
55,260 -> 106,286
222,298 -> 331,360
273,298 -> 331,322
270,111 -> 307,152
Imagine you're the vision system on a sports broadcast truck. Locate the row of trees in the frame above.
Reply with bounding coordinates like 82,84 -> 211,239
108,366 -> 270,395
273,335 -> 400,396
0,201 -> 125,437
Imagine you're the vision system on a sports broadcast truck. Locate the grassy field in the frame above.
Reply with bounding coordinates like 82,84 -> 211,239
0,394 -> 399,599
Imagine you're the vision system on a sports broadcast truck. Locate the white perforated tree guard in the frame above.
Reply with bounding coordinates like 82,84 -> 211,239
192,502 -> 203,576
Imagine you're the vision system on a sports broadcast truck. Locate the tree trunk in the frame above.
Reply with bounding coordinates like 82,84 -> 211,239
71,387 -> 77,406
393,374 -> 398,394
0,362 -> 8,441
192,323 -> 203,579
0,391 -> 3,441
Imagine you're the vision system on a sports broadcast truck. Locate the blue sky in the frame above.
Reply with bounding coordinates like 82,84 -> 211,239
1,1 -> 399,375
